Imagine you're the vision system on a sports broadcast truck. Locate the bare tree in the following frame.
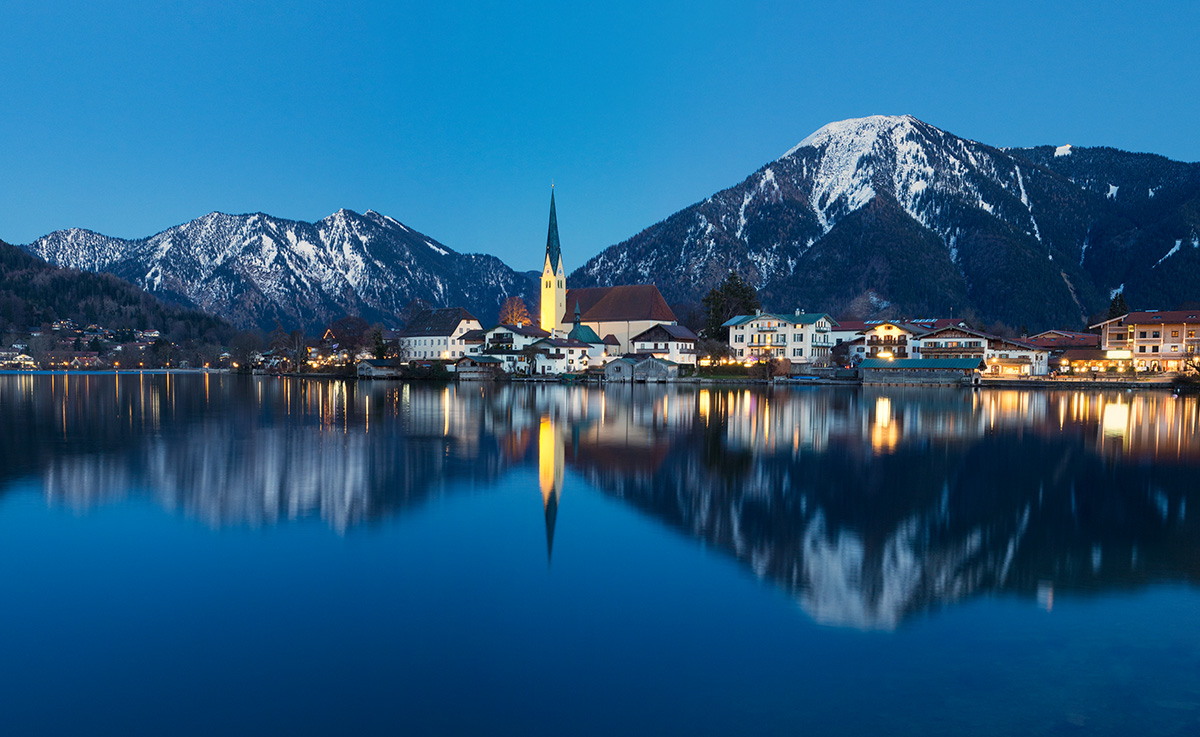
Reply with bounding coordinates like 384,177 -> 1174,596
499,296 -> 532,327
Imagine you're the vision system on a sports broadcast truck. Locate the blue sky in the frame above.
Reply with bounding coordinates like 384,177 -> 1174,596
2,1 -> 1197,272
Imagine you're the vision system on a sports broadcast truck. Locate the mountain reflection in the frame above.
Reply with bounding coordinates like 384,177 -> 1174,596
2,373 -> 1197,628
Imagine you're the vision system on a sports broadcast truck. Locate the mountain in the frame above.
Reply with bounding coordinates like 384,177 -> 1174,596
23,209 -> 536,332
0,238 -> 233,342
570,115 -> 1200,331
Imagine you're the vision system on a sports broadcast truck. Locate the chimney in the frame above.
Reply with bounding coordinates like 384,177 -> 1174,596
755,308 -> 761,316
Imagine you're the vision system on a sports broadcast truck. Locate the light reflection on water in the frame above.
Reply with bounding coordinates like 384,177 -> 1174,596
1,373 -> 1199,735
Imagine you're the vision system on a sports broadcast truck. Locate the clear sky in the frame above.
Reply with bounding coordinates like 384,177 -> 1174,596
3,1 -> 1198,272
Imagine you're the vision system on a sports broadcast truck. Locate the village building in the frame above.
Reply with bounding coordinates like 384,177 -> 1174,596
400,307 -> 482,361
530,337 -> 593,375
857,321 -> 928,359
466,324 -> 551,355
722,311 -> 837,363
913,325 -> 1050,376
630,324 -> 698,365
536,189 -> 679,353
828,318 -> 968,348
859,357 -> 987,385
1091,309 -> 1200,372
1026,330 -> 1100,351
1057,349 -> 1134,374
356,359 -> 405,379
455,355 -> 504,381
632,357 -> 679,382
604,357 -> 637,382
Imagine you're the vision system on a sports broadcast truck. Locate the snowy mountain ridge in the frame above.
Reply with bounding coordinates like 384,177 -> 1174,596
572,114 -> 1200,330
26,209 -> 536,331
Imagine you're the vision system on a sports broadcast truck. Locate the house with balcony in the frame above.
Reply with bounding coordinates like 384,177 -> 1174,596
858,321 -> 929,359
722,310 -> 838,364
913,325 -> 1049,375
630,324 -> 698,366
829,318 -> 968,349
1091,309 -> 1200,372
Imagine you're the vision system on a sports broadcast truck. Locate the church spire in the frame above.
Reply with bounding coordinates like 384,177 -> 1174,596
545,188 -> 562,272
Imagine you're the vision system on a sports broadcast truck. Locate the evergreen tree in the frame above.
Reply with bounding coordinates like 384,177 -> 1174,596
1108,293 -> 1130,319
702,272 -> 761,340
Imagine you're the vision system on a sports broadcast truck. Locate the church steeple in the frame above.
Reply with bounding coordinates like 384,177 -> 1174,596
545,188 -> 562,273
540,187 -> 567,333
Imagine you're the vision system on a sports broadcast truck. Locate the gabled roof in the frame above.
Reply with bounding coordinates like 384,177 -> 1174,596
1090,310 -> 1200,329
722,312 -> 837,328
460,328 -> 487,342
488,323 -> 550,338
1027,330 -> 1100,349
401,307 -> 478,337
631,324 -> 698,342
565,285 -> 676,323
602,334 -> 621,345
860,357 -> 987,370
533,337 -> 592,349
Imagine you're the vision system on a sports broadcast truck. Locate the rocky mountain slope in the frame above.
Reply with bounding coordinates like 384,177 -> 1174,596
24,210 -> 536,331
571,115 -> 1200,330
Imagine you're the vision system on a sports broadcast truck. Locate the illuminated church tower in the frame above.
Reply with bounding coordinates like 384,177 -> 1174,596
540,188 -> 567,333
538,416 -> 564,563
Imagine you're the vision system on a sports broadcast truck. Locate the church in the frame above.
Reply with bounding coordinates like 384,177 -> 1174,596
539,189 -> 678,354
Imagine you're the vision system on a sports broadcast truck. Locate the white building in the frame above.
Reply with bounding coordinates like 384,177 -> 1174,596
630,324 -> 699,366
399,307 -> 482,360
722,311 -> 837,363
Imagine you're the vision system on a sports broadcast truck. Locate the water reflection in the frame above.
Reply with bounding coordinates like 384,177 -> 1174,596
2,373 -> 1197,628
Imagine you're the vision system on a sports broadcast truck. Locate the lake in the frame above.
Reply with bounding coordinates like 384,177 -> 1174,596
1,373 -> 1198,736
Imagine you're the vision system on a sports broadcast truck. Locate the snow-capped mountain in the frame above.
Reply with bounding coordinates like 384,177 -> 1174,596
24,209 -> 535,331
572,115 -> 1200,330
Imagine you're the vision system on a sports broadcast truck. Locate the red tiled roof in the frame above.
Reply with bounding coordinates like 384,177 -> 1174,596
1027,331 -> 1100,349
1093,310 -> 1200,328
565,285 -> 676,323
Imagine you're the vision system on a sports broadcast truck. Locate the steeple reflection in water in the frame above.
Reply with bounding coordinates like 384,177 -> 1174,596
2,374 -> 1198,629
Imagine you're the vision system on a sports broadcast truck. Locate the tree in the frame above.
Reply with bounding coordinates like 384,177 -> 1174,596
498,296 -> 532,326
371,328 -> 390,360
330,315 -> 371,356
1108,293 -> 1130,320
288,329 -> 307,373
702,272 -> 761,340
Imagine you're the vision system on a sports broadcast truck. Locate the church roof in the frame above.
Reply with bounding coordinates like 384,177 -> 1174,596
567,322 -> 603,344
545,189 -> 562,271
565,285 -> 677,323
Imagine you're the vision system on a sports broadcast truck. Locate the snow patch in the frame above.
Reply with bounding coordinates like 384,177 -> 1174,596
1055,144 -> 1073,157
1153,240 -> 1182,268
425,240 -> 449,256
1148,187 -> 1158,199
1107,184 -> 1119,200
1109,284 -> 1124,299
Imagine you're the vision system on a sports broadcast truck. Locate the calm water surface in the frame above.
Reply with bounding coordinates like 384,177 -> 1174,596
1,373 -> 1198,736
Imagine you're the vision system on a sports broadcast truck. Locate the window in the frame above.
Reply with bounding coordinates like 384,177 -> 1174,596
1138,346 -> 1146,353
793,348 -> 803,357
1153,331 -> 1161,339
1139,331 -> 1147,338
1112,333 -> 1125,341
793,334 -> 802,342
1152,346 -> 1159,353
1172,330 -> 1180,338
735,335 -> 744,343
1189,331 -> 1196,338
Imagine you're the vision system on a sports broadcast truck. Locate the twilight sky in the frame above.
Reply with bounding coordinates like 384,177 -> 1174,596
2,1 -> 1198,272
